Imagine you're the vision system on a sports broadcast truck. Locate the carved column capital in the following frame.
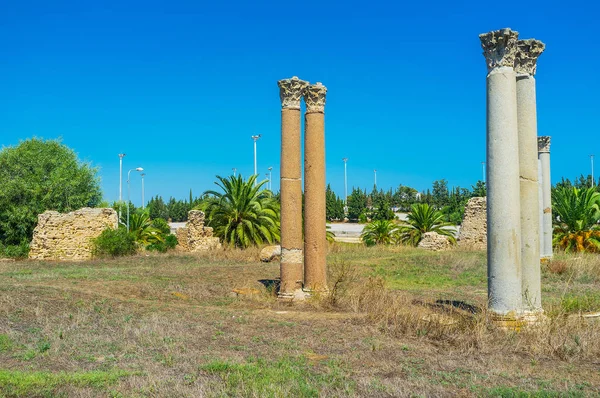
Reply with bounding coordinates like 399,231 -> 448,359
304,82 -> 327,114
538,136 -> 551,153
515,39 -> 545,76
278,76 -> 309,110
479,28 -> 519,73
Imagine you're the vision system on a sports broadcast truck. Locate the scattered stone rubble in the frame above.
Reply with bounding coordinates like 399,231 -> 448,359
418,232 -> 452,251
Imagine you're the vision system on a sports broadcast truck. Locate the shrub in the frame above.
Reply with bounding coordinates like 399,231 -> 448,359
146,234 -> 178,253
93,228 -> 137,258
151,218 -> 171,235
164,234 -> 178,249
0,242 -> 30,259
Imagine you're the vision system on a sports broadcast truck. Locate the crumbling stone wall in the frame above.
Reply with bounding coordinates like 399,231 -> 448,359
177,210 -> 221,252
458,197 -> 487,250
29,208 -> 118,261
418,232 -> 451,251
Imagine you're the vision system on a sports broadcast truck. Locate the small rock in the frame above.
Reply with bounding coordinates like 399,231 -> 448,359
260,245 -> 281,262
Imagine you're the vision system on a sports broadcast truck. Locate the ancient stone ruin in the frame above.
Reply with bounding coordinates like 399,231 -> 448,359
29,208 -> 118,261
176,210 -> 221,252
457,197 -> 487,250
418,232 -> 452,251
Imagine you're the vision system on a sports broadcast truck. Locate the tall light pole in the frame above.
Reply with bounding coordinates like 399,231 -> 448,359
251,134 -> 261,185
591,155 -> 595,187
118,153 -> 126,220
127,167 -> 143,232
140,173 -> 146,210
342,158 -> 348,204
374,169 -> 377,189
232,167 -> 237,177
481,161 -> 486,183
268,166 -> 273,191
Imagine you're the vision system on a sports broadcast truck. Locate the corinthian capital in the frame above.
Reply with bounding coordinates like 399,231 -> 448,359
304,82 -> 327,114
538,136 -> 551,153
278,76 -> 309,110
514,39 -> 545,76
479,28 -> 519,73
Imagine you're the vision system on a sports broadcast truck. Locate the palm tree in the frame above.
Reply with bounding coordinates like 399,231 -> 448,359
397,203 -> 456,246
202,175 -> 280,248
129,213 -> 164,246
360,219 -> 399,247
552,186 -> 600,252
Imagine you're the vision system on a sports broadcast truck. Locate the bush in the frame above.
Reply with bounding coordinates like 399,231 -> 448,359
151,218 -> 171,235
0,242 -> 30,259
146,234 -> 178,253
165,234 -> 178,249
93,228 -> 137,258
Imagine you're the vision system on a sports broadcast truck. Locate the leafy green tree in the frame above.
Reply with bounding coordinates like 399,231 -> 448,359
552,186 -> 600,252
397,203 -> 456,246
326,184 -> 344,221
471,181 -> 487,197
202,175 -> 280,248
372,195 -> 395,221
147,195 -> 169,220
392,185 -> 419,211
346,188 -> 368,222
0,138 -> 101,246
360,219 -> 399,247
432,179 -> 450,209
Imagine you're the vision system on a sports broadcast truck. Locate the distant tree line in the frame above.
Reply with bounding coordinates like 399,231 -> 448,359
332,179 -> 487,224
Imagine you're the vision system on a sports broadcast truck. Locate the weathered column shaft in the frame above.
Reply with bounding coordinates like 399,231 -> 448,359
480,28 -> 523,316
516,39 -> 545,312
538,159 -> 544,257
278,76 -> 309,299
538,136 -> 553,259
303,83 -> 328,292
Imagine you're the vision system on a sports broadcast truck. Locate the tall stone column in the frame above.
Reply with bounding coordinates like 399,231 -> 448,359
538,136 -> 553,259
538,159 -> 544,257
277,76 -> 309,300
303,82 -> 328,293
515,39 -> 545,313
480,28 -> 523,317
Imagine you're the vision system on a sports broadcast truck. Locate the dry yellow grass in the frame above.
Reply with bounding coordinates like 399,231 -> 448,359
0,245 -> 599,397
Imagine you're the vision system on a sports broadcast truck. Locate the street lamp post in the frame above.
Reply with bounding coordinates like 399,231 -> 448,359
342,158 -> 348,204
374,169 -> 377,189
481,161 -> 486,183
232,167 -> 237,177
127,167 -> 143,232
251,134 -> 261,184
118,153 -> 126,220
141,173 -> 146,210
591,155 -> 595,187
268,166 -> 273,191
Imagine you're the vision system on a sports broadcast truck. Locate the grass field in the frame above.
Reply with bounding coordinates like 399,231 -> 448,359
1,245 -> 599,397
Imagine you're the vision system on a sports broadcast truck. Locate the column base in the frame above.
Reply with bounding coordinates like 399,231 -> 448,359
277,289 -> 307,302
302,287 -> 329,299
490,310 -> 546,331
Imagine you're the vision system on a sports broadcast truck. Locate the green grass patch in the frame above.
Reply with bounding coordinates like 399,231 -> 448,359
0,369 -> 133,397
0,335 -> 14,352
199,356 -> 354,397
559,291 -> 600,313
481,385 -> 586,397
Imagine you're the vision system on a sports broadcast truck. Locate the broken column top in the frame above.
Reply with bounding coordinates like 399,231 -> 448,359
278,76 -> 310,110
304,82 -> 327,114
538,136 -> 551,153
479,28 -> 519,73
515,39 -> 546,76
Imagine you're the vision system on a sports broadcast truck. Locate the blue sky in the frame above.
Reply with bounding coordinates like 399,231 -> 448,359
1,1 -> 597,206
